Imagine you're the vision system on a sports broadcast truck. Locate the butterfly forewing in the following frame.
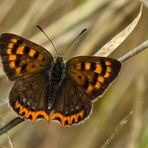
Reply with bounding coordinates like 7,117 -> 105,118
0,33 -> 53,80
66,56 -> 121,101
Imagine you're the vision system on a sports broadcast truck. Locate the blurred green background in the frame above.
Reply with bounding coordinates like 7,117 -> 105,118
0,0 -> 148,148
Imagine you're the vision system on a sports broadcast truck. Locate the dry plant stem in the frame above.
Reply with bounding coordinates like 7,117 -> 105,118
101,77 -> 145,148
0,117 -> 24,136
95,5 -> 142,57
100,102 -> 143,148
0,40 -> 147,136
126,77 -> 144,148
100,110 -> 134,148
118,40 -> 148,63
0,118 -> 13,148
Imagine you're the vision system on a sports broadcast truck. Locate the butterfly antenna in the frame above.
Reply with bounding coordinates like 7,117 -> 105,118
37,25 -> 59,56
63,28 -> 87,55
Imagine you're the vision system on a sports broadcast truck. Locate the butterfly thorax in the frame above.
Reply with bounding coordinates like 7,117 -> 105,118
50,57 -> 66,83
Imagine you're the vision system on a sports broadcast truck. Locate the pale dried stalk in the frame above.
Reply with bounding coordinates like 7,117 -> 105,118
94,5 -> 143,57
75,0 -> 138,56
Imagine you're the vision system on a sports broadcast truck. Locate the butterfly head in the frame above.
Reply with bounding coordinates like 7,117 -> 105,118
54,56 -> 65,63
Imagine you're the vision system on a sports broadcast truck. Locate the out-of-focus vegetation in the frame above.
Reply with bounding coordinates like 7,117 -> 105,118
0,0 -> 148,148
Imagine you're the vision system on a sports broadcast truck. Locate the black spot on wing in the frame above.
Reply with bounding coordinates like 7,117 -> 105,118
34,52 -> 39,59
81,62 -> 85,70
90,63 -> 96,70
92,72 -> 99,85
21,64 -> 27,73
24,46 -> 30,55
11,39 -> 23,54
100,60 -> 106,75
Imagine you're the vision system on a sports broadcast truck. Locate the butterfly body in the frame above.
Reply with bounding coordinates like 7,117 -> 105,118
47,57 -> 66,110
0,33 -> 121,126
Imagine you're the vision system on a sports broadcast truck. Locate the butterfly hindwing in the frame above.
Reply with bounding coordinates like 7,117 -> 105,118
0,33 -> 53,80
51,77 -> 92,126
66,56 -> 121,101
9,72 -> 50,123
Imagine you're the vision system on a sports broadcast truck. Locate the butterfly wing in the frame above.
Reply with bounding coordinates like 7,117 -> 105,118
0,33 -> 53,80
9,72 -> 51,123
66,56 -> 121,101
51,77 -> 92,127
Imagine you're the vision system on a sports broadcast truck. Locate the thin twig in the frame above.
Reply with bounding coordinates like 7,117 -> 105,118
118,40 -> 148,63
0,117 -> 13,148
126,76 -> 144,148
0,117 -> 24,136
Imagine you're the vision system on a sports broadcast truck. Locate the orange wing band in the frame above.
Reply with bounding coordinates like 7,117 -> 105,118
51,111 -> 84,127
15,101 -> 50,123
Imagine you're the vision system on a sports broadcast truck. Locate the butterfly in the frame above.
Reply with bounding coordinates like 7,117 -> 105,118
0,33 -> 121,127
